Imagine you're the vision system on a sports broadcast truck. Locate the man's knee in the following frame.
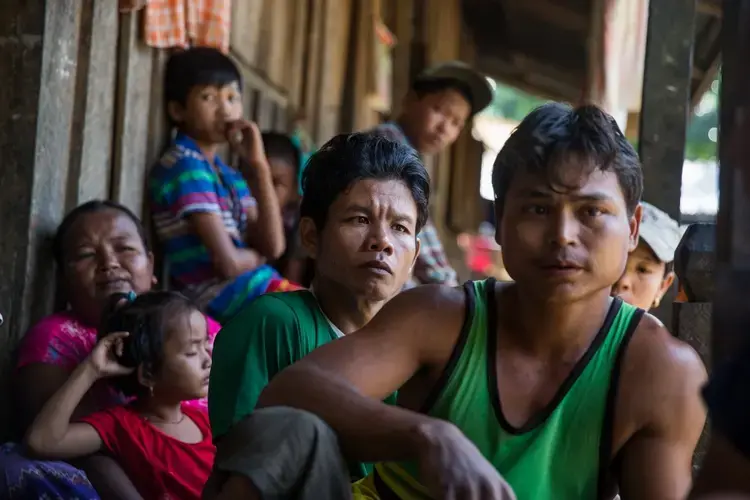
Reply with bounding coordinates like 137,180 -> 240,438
205,407 -> 347,500
249,406 -> 337,449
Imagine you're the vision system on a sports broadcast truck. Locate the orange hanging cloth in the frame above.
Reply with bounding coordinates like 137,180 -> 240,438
144,0 -> 232,53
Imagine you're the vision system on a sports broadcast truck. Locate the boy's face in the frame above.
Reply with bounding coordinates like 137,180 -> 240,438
401,88 -> 471,156
169,82 -> 243,144
612,242 -> 675,310
300,179 -> 420,303
497,159 -> 641,304
269,158 -> 298,208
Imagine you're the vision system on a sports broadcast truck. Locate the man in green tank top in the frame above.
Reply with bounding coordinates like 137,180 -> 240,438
205,132 -> 430,496
216,104 -> 708,500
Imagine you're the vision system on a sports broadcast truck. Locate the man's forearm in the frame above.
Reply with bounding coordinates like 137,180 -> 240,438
256,363 -> 446,464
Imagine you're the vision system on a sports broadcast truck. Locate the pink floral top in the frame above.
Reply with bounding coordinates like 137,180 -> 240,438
17,311 -> 221,411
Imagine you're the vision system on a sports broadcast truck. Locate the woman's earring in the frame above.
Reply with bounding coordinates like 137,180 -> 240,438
652,297 -> 661,308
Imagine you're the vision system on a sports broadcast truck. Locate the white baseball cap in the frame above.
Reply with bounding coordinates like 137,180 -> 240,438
638,202 -> 684,263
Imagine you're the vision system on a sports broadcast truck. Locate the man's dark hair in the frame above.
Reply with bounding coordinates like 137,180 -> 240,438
412,78 -> 475,114
262,132 -> 301,176
53,200 -> 149,268
164,47 -> 242,110
300,132 -> 430,233
99,291 -> 199,398
492,103 -> 643,215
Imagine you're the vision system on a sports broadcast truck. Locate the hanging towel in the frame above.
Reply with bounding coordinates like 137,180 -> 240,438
144,0 -> 232,53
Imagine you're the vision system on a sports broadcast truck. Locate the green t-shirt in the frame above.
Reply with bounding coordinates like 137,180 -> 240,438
209,289 -> 392,479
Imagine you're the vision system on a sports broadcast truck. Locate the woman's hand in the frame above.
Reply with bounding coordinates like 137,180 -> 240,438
86,332 -> 135,378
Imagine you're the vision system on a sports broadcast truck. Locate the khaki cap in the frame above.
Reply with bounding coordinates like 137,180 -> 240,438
415,61 -> 494,115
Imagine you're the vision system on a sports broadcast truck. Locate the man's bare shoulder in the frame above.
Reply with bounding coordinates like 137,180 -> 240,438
363,283 -> 471,358
377,283 -> 468,323
618,312 -> 707,433
626,312 -> 707,383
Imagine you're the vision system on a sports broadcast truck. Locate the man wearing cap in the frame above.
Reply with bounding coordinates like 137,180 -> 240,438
612,202 -> 683,311
373,61 -> 494,288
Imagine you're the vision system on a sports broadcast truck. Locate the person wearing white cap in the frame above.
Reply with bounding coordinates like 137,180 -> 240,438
611,202 -> 683,310
374,61 -> 494,288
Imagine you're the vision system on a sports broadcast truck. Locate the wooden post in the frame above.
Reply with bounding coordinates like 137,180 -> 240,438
711,0 -> 750,366
638,0 -> 696,326
638,0 -> 696,220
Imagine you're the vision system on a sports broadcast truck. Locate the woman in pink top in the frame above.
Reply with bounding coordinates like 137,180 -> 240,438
3,200 -> 220,499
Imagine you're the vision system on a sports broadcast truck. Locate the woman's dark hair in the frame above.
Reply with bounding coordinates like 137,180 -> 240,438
492,103 -> 643,216
299,132 -> 430,233
52,200 -> 149,268
98,291 -> 198,398
412,78 -> 475,114
262,132 -> 302,176
164,47 -> 242,113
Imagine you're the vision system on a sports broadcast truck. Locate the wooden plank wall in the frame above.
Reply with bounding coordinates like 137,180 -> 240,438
0,2 -> 160,439
111,13 -> 168,216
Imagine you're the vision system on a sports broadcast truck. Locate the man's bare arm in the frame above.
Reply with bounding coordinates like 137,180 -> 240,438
256,285 -> 466,463
690,337 -> 750,498
616,316 -> 708,500
691,432 -> 750,498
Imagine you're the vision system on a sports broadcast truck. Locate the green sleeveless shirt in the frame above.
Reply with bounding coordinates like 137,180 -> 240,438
373,279 -> 643,500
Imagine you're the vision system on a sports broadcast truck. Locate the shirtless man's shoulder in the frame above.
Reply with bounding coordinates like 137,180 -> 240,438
611,311 -> 708,498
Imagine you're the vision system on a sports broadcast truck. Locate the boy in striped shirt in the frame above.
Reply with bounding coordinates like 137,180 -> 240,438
149,47 -> 300,324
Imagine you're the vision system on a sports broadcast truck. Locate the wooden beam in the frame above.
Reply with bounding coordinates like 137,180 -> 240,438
110,12 -> 154,216
390,0 -> 415,118
638,0 -> 696,221
68,0 -> 118,206
637,0 -> 696,327
697,0 -> 722,18
231,0 -> 264,66
477,53 -> 580,103
230,50 -> 289,106
285,0 -> 309,111
512,53 -> 583,89
302,0 -> 326,138
691,56 -> 720,111
315,0 -> 353,144
511,0 -> 588,32
711,0 -> 750,365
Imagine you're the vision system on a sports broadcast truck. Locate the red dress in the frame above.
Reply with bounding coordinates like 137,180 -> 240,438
79,403 -> 215,500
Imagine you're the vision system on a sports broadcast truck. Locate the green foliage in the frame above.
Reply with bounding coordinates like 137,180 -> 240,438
482,82 -> 548,122
685,86 -> 718,161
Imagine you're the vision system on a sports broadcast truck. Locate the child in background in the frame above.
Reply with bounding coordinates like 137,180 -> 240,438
611,201 -> 682,310
149,47 -> 299,324
24,291 -> 215,500
262,131 -> 311,284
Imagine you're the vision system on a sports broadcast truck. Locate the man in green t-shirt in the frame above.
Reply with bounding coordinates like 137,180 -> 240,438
205,132 -> 431,496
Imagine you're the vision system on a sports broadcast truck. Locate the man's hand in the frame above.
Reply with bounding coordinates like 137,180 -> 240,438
417,421 -> 516,500
226,119 -> 268,168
